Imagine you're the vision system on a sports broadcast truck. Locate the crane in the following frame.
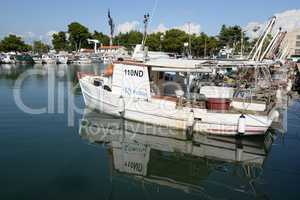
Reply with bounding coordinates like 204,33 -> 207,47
87,39 -> 100,53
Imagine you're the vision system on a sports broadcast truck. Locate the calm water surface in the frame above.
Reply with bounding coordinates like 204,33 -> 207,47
0,64 -> 300,200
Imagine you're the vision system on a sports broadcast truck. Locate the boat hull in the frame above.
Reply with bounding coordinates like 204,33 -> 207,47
79,78 -> 274,136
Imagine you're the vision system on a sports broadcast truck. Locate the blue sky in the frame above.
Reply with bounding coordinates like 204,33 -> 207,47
0,0 -> 300,43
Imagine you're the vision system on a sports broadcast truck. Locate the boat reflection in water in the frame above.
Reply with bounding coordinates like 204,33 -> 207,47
79,108 -> 275,199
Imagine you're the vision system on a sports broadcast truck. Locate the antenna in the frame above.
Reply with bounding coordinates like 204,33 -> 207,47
108,9 -> 115,46
142,13 -> 150,48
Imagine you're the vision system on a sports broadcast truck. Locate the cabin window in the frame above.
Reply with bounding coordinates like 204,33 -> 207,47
165,74 -> 170,81
159,72 -> 164,80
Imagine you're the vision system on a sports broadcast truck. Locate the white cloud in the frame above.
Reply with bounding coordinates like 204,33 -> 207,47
7,32 -> 24,38
175,23 -> 201,35
24,32 -> 36,38
153,23 -> 168,33
46,30 -> 58,37
116,21 -> 139,34
2,30 -> 57,45
245,9 -> 300,38
22,32 -> 38,43
45,30 -> 58,44
35,30 -> 58,45
152,22 -> 201,35
4,31 -> 37,44
274,9 -> 300,31
244,22 -> 265,39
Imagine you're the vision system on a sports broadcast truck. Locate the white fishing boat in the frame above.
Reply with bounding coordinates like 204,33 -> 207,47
101,55 -> 114,65
32,55 -> 43,64
73,54 -> 92,64
56,54 -> 69,64
90,53 -> 102,63
0,53 -> 15,64
42,54 -> 56,64
78,59 -> 279,136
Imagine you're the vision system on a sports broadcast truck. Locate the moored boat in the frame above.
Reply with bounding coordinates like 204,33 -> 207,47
15,54 -> 34,64
0,53 -> 15,64
42,54 -> 56,64
78,59 -> 279,136
73,54 -> 92,64
32,55 -> 43,64
56,54 -> 69,64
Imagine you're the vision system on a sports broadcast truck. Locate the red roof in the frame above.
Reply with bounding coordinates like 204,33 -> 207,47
80,49 -> 95,53
100,45 -> 123,49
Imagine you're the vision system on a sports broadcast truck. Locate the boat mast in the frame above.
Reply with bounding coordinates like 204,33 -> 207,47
259,28 -> 281,61
108,9 -> 115,47
248,16 -> 276,61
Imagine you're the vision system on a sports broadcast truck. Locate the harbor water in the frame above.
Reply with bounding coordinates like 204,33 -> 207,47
0,64 -> 300,199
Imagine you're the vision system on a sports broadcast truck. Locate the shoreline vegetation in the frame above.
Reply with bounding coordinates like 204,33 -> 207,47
0,22 -> 255,57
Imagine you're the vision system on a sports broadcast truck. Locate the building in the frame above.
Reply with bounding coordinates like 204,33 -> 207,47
79,48 -> 95,53
78,46 -> 128,58
284,28 -> 300,56
99,45 -> 127,55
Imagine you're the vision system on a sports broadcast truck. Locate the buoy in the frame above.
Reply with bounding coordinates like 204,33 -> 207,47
238,114 -> 246,135
235,147 -> 243,162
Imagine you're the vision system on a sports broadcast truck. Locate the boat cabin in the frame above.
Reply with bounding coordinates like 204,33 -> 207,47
85,59 -> 275,113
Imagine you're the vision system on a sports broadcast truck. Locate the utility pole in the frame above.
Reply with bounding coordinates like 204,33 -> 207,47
204,37 -> 207,58
188,22 -> 192,58
241,30 -> 243,57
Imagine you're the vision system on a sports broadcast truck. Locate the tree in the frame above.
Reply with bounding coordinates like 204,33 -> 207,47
68,22 -> 91,51
162,29 -> 188,54
219,25 -> 242,47
0,34 -> 31,52
218,25 -> 250,54
127,31 -> 143,48
92,31 -> 110,46
190,33 -> 206,57
114,31 -> 143,50
113,33 -> 128,47
33,41 -> 49,54
145,32 -> 164,51
52,31 -> 68,52
206,36 -> 219,56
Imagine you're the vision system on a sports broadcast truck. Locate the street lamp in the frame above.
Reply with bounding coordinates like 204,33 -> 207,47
160,34 -> 164,52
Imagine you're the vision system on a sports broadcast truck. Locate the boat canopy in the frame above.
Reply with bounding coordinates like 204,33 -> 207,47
145,59 -> 213,72
144,58 -> 275,72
